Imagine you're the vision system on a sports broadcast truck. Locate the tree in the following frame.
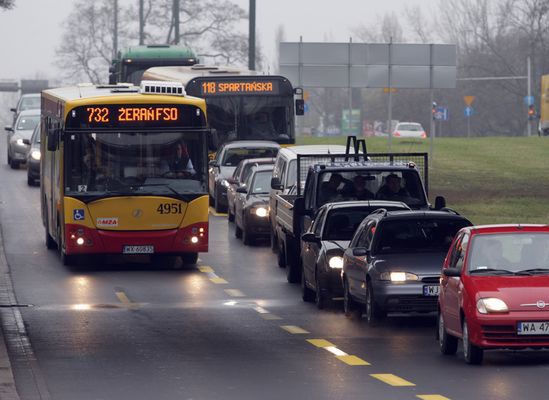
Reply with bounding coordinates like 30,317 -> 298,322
0,0 -> 14,10
352,12 -> 404,43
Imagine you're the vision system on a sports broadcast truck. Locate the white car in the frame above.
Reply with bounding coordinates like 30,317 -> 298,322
5,109 -> 40,169
392,122 -> 427,139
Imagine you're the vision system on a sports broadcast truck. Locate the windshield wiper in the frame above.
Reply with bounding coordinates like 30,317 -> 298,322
514,268 -> 549,275
470,268 -> 515,275
132,183 -> 180,196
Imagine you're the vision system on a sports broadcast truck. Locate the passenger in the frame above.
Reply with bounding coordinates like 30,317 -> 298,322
344,175 -> 375,200
248,111 -> 276,139
473,240 -> 510,269
375,173 -> 410,201
319,173 -> 343,205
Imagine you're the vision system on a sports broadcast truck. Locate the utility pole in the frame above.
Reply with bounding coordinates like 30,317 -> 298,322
248,0 -> 256,70
113,0 -> 118,58
173,0 -> 180,44
139,0 -> 144,45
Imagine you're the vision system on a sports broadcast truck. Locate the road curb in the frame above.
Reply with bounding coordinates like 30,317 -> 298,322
0,223 -> 20,400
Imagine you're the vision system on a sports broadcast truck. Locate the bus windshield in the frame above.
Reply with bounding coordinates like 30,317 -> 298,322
207,95 -> 292,145
64,130 -> 207,197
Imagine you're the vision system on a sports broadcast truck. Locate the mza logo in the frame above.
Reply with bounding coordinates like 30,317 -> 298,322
73,209 -> 85,221
96,217 -> 119,227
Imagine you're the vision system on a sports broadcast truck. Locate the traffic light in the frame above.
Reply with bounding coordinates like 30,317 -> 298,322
528,104 -> 536,120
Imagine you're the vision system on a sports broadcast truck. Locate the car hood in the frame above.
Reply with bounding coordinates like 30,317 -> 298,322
219,166 -> 237,179
467,276 -> 549,311
372,252 -> 446,276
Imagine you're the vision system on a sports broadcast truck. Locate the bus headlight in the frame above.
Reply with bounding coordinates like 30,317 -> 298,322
31,150 -> 41,160
254,207 -> 268,217
190,236 -> 199,244
328,256 -> 344,269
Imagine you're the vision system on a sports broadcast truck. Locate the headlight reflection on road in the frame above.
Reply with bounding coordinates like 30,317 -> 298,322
71,304 -> 92,311
68,276 -> 93,310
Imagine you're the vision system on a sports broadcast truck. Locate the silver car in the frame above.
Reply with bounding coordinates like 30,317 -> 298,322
5,109 -> 40,169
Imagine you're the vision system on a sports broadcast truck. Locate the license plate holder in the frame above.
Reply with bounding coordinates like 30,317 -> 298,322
517,321 -> 549,335
122,245 -> 154,254
423,285 -> 440,297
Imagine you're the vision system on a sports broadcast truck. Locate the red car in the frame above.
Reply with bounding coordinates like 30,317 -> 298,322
438,224 -> 549,364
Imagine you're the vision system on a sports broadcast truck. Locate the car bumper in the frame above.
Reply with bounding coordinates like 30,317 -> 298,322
371,280 -> 438,313
27,159 -> 40,178
468,312 -> 549,349
11,144 -> 29,160
244,214 -> 271,236
318,267 -> 344,297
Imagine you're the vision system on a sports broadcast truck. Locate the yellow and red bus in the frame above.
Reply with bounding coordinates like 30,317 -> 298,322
142,65 -> 303,153
40,81 -> 209,266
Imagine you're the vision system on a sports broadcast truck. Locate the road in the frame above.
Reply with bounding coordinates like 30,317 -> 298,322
0,148 -> 548,399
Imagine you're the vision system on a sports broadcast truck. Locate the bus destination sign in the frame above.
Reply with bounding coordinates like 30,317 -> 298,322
66,104 -> 206,129
198,80 -> 280,96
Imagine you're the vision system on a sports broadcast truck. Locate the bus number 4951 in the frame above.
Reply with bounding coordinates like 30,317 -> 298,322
157,203 -> 182,214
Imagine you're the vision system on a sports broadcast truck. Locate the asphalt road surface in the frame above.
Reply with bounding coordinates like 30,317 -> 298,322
0,144 -> 548,400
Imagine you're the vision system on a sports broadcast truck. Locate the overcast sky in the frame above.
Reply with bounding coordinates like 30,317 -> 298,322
0,0 -> 437,81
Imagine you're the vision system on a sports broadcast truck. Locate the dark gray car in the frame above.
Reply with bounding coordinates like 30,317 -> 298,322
208,140 -> 279,213
342,210 -> 472,322
5,109 -> 40,169
25,124 -> 41,186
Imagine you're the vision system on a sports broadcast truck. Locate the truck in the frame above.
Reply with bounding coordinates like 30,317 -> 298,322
271,136 -> 446,283
108,44 -> 198,85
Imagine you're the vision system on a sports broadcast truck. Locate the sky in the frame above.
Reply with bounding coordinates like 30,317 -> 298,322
0,0 -> 437,81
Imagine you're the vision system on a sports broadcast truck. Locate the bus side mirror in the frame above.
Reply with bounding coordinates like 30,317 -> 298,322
271,177 -> 283,190
295,99 -> 305,116
47,129 -> 59,151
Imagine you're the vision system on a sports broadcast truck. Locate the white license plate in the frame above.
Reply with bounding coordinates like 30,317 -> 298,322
423,285 -> 440,296
123,245 -> 154,254
517,321 -> 549,335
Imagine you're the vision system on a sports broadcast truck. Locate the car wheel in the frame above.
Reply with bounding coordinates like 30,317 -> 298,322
181,252 -> 198,265
438,312 -> 458,355
286,252 -> 300,284
242,225 -> 253,246
277,239 -> 286,268
301,265 -> 315,302
235,223 -> 243,239
463,319 -> 483,365
315,269 -> 328,310
9,158 -> 19,170
214,187 -> 226,213
343,277 -> 361,318
365,281 -> 385,323
27,174 -> 34,186
270,229 -> 278,253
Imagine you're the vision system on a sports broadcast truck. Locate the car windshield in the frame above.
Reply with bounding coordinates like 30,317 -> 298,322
64,130 -> 207,197
398,124 -> 422,131
251,170 -> 273,194
17,115 -> 39,130
317,170 -> 427,208
374,218 -> 470,254
222,147 -> 278,167
20,96 -> 41,111
468,232 -> 549,273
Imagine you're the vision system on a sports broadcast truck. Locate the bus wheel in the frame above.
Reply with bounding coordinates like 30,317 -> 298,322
181,252 -> 198,265
44,209 -> 57,250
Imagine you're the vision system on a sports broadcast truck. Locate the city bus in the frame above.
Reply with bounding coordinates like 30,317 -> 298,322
109,44 -> 198,85
41,81 -> 209,266
142,65 -> 303,153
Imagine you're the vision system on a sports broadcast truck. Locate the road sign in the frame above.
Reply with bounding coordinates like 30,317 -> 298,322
464,106 -> 474,117
0,81 -> 19,92
383,88 -> 397,93
434,106 -> 449,121
463,96 -> 475,106
524,95 -> 535,106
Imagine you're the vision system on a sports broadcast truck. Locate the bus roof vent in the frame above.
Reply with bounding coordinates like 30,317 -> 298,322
140,80 -> 186,96
191,64 -> 219,70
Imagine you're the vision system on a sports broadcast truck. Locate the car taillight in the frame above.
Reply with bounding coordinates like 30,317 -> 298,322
393,131 -> 401,137
421,132 -> 427,138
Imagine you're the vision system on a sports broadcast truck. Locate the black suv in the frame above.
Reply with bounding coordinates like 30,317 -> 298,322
342,209 -> 472,322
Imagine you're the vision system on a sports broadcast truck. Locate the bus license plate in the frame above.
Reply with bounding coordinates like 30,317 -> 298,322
123,245 -> 154,254
423,285 -> 440,296
517,321 -> 549,335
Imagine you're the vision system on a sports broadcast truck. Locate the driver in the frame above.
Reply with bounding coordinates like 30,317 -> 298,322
162,142 -> 196,177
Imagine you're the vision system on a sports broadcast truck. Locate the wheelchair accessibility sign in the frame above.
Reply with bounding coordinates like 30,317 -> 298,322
73,209 -> 85,221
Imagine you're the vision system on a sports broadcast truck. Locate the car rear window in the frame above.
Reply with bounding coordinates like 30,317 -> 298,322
374,218 -> 470,254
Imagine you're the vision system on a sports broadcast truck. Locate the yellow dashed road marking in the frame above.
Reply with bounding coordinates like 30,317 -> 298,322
307,339 -> 336,348
224,289 -> 245,297
417,396 -> 451,400
198,266 -> 214,273
210,277 -> 228,284
281,325 -> 309,334
253,306 -> 269,314
209,207 -> 228,217
371,374 -> 415,387
115,291 -> 138,310
261,313 -> 282,320
336,355 -> 370,366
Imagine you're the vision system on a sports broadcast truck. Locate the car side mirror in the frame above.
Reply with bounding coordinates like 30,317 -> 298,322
4,126 -> 13,132
434,196 -> 446,210
236,187 -> 248,194
271,177 -> 283,190
443,268 -> 461,277
10,108 -> 16,113
352,247 -> 369,257
301,232 -> 320,243
23,138 -> 31,145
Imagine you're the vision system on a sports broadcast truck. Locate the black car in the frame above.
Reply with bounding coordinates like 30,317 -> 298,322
25,124 -> 41,186
300,201 -> 411,309
227,157 -> 275,222
342,209 -> 472,322
208,140 -> 279,212
234,164 -> 274,245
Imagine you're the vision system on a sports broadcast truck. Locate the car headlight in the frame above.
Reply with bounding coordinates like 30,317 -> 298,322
253,206 -> 269,217
31,150 -> 41,161
328,256 -> 344,269
477,298 -> 508,314
379,271 -> 419,282
221,179 -> 230,188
